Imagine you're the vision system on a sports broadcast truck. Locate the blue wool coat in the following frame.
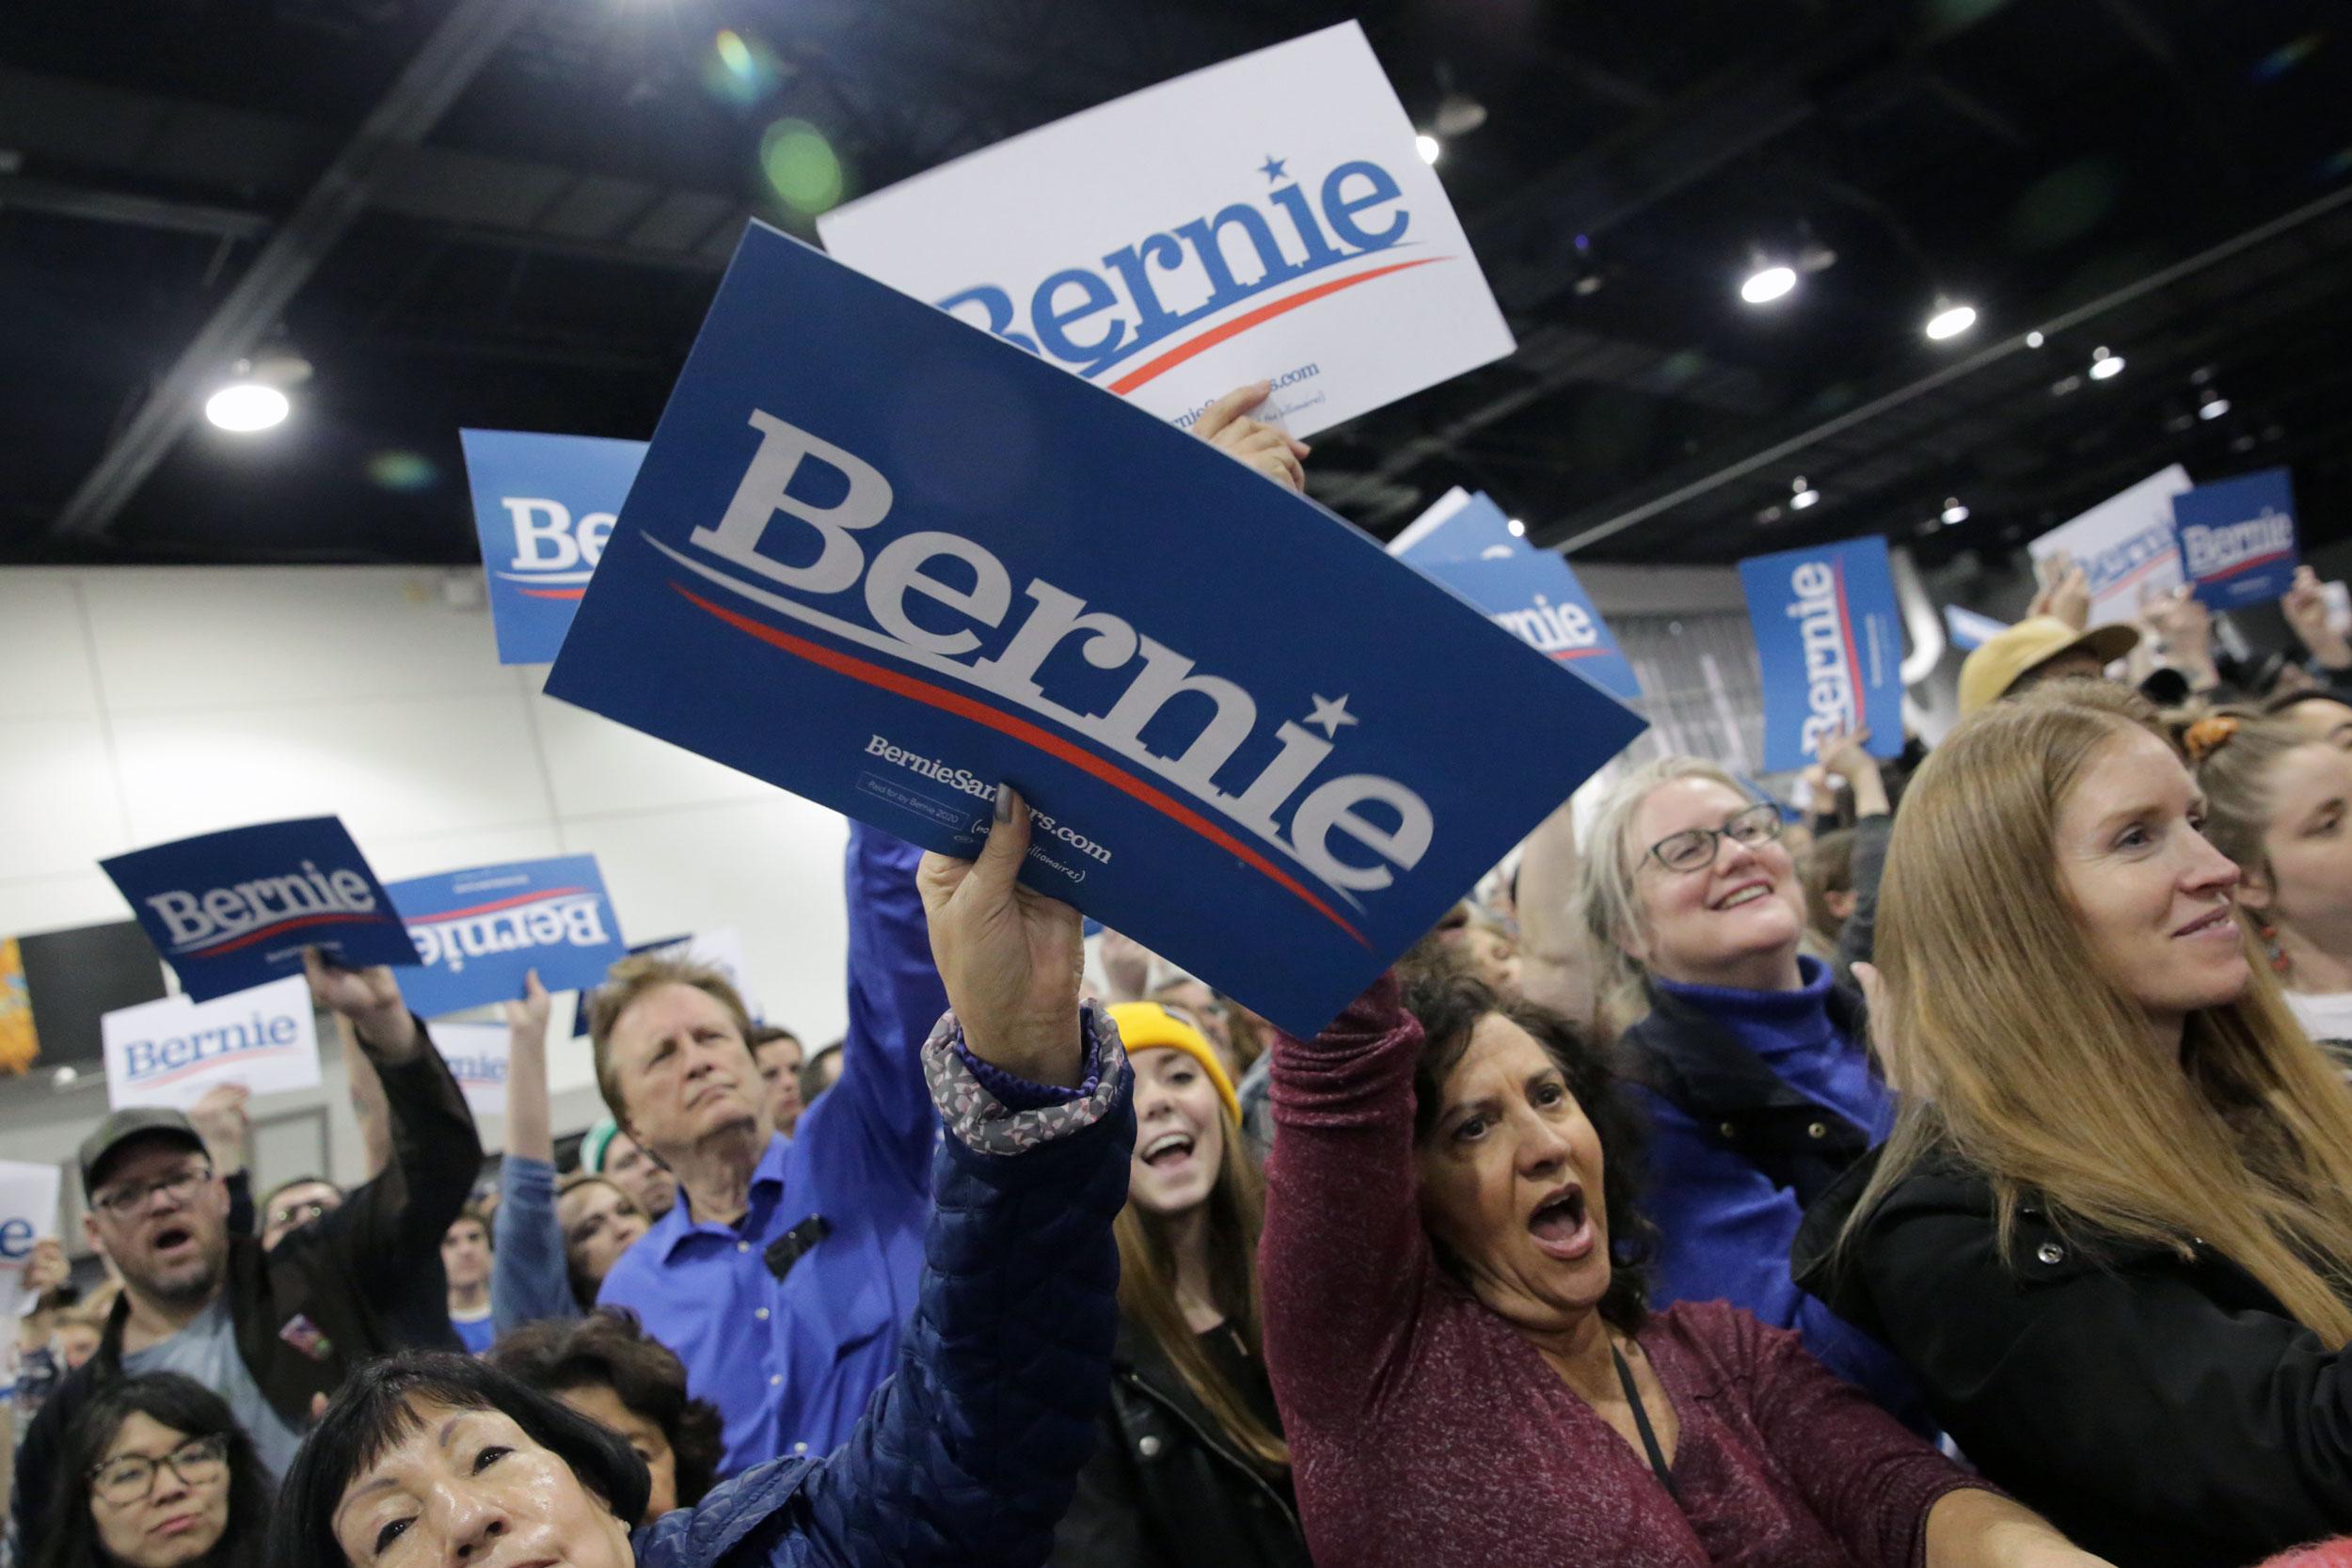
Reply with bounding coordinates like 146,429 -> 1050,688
631,1057 -> 1136,1568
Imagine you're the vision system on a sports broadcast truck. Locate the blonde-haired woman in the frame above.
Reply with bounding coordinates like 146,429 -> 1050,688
2171,706 -> 2352,1055
1576,748 -> 1917,1418
1053,1001 -> 1307,1568
1798,684 -> 2352,1568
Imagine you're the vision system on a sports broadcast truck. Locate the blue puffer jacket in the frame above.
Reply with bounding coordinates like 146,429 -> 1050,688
631,1043 -> 1135,1568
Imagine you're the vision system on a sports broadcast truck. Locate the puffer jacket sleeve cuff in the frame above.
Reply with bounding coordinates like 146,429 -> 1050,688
922,1001 -> 1129,1157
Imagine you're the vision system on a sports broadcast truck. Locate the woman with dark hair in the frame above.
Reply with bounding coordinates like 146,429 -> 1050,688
1259,966 -> 2105,1566
35,1373 -> 269,1568
1052,1001 -> 1308,1568
488,1309 -> 723,1521
263,794 -> 1136,1568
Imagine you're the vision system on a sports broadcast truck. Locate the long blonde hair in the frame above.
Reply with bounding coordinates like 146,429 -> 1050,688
1844,687 -> 2352,1344
1112,1098 -> 1287,1469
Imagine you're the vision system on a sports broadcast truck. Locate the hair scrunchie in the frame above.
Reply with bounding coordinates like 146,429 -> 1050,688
2184,714 -> 2240,764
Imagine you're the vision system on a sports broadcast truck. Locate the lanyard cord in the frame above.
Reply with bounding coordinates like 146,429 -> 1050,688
1613,1344 -> 1679,1501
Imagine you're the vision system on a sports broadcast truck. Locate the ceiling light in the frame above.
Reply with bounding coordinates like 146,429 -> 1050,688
1925,301 -> 1979,341
1941,498 -> 1970,525
2199,393 -> 2231,420
204,382 -> 291,433
1740,263 -> 1798,306
1416,133 -> 1441,165
1506,516 -> 1526,537
2089,346 -> 2124,381
2025,330 -> 2045,348
1790,477 -> 1820,510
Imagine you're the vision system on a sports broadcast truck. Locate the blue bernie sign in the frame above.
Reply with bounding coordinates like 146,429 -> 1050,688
386,855 -> 628,1020
458,430 -> 649,664
1418,552 -> 1644,705
543,222 -> 1646,1037
2173,467 -> 2298,610
1738,537 -> 1906,775
101,817 -> 414,1002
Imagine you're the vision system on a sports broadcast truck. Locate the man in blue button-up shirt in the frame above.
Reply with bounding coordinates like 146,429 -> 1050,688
591,823 -> 947,1473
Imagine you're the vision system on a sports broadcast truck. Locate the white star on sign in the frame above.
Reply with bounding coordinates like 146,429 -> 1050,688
1305,694 -> 1359,737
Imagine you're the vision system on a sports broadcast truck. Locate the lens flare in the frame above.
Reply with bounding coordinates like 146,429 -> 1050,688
760,119 -> 844,214
365,451 -> 439,491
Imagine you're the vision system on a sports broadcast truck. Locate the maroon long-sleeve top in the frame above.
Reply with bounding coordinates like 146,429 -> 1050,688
1259,977 -> 1982,1567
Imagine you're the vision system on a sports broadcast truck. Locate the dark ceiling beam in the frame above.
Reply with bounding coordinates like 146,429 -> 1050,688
47,0 -> 541,541
1546,180 -> 2352,555
0,175 -> 270,241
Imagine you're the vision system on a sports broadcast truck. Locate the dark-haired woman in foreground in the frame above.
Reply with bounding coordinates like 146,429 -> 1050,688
263,795 -> 1134,1568
35,1374 -> 270,1568
1261,967 -> 2104,1566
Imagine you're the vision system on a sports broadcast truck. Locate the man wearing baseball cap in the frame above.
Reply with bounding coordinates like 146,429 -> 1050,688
1957,615 -> 2141,716
13,954 -> 481,1551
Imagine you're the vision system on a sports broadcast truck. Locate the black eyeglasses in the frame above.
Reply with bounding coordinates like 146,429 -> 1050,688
87,1433 -> 228,1504
1644,801 -> 1784,875
92,1164 -> 212,1220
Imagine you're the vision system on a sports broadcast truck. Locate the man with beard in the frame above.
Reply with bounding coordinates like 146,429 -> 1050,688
11,950 -> 481,1549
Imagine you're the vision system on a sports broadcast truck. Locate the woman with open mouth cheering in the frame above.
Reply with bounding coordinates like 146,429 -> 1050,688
1051,999 -> 1310,1568
1258,964 -> 2105,1566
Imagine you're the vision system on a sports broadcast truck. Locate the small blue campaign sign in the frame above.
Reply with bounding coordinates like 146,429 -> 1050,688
458,430 -> 650,664
544,222 -> 1647,1037
1418,551 -> 1644,705
101,817 -> 414,1002
1389,486 -> 1523,566
385,855 -> 628,1020
2172,467 -> 2298,610
1738,537 -> 1906,775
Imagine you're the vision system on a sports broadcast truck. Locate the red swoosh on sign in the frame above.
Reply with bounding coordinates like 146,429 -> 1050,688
1107,258 -> 1451,395
667,583 -> 1371,947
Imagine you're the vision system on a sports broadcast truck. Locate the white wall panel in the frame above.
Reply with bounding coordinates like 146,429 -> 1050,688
530,684 -> 775,819
0,718 -> 125,879
111,689 -> 547,845
80,568 -> 507,713
0,578 -> 101,719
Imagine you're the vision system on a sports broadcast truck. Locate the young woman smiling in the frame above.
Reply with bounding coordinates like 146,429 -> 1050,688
1052,1002 -> 1309,1568
1801,685 -> 2352,1568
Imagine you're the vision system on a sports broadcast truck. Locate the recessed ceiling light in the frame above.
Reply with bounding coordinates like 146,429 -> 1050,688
1941,498 -> 1970,525
1925,301 -> 1979,341
1790,477 -> 1820,509
1506,516 -> 1525,537
205,382 -> 291,433
1740,263 -> 1798,306
2089,346 -> 2124,381
2199,393 -> 2231,420
1416,134 -> 1441,165
2025,330 -> 2045,349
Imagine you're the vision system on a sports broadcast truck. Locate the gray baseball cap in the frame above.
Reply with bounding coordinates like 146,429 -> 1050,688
78,1107 -> 205,1201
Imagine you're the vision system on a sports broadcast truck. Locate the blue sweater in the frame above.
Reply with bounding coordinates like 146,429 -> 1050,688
1633,958 -> 1922,1418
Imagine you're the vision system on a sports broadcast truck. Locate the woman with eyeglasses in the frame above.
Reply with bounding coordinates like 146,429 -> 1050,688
34,1373 -> 269,1568
1577,755 -> 1920,1418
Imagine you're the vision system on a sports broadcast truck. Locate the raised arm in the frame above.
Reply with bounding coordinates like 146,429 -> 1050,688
492,972 -> 576,1332
302,950 -> 484,1295
708,786 -> 1130,1566
807,821 -> 953,1196
1514,796 -> 1594,1025
1259,973 -> 1437,1427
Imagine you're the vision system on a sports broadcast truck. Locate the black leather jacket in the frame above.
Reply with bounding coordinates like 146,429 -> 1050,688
1051,1314 -> 1311,1568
